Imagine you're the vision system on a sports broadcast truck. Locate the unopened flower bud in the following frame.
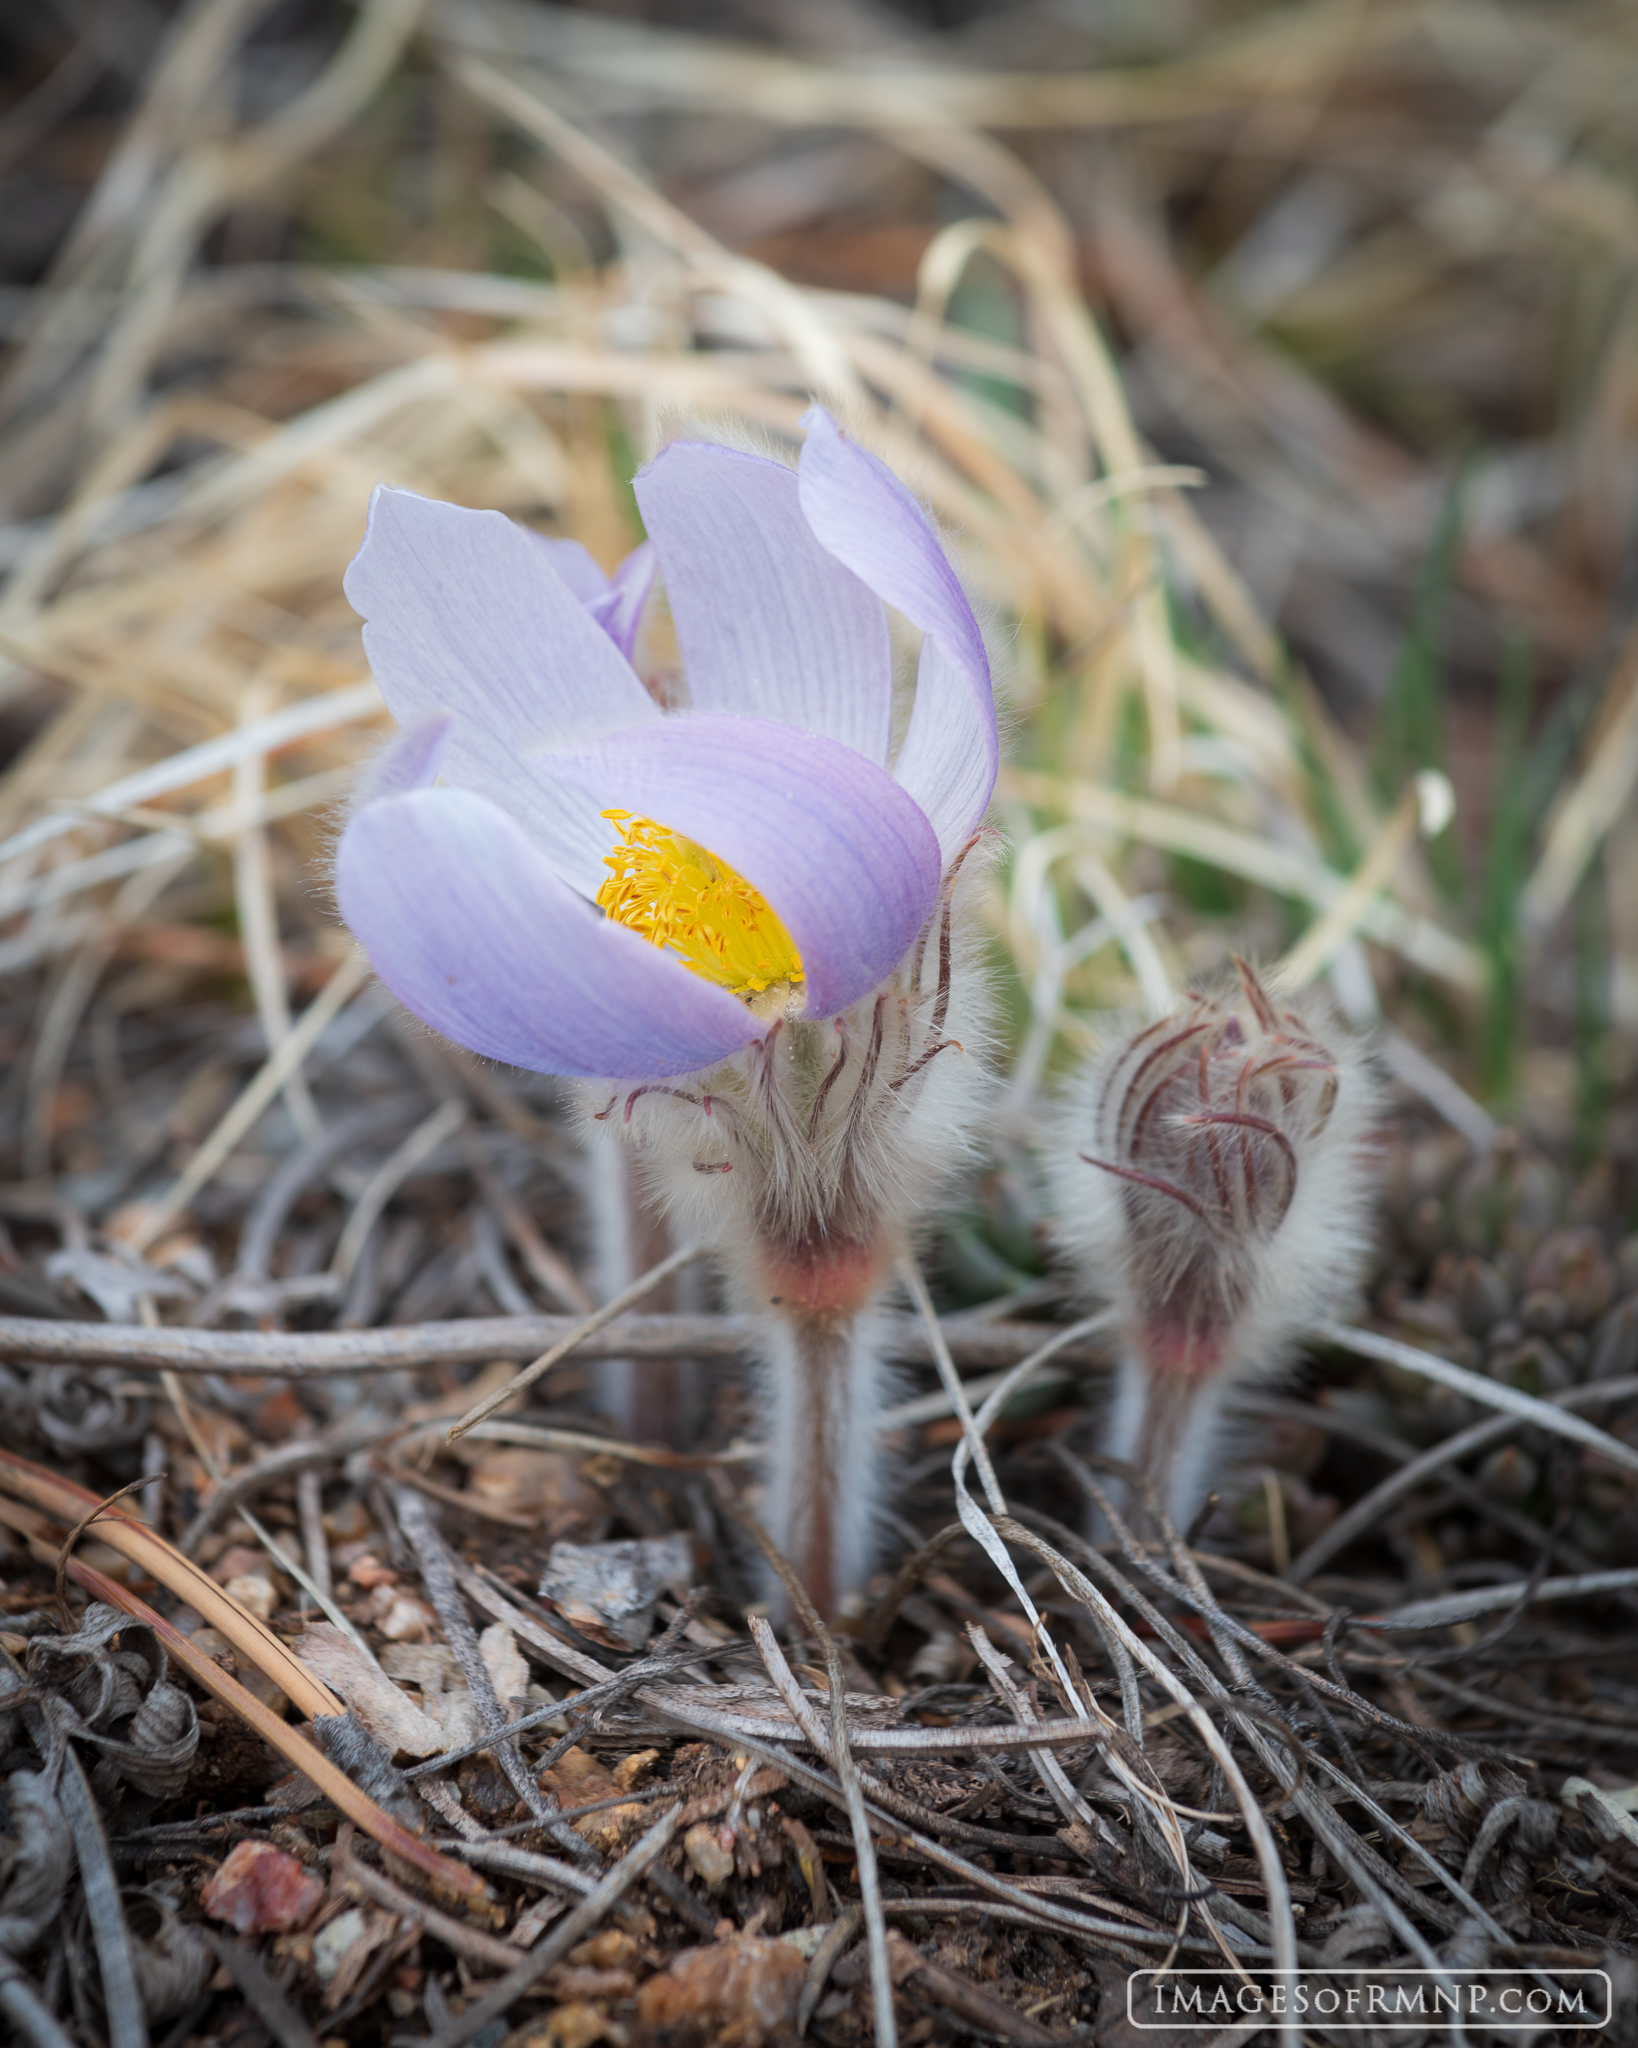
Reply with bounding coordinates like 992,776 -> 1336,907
1050,959 -> 1381,1526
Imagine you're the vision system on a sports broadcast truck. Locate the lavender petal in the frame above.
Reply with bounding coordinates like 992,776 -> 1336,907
529,536 -> 655,666
526,533 -> 610,604
635,441 -> 892,763
797,408 -> 997,862
337,786 -> 761,1080
345,487 -> 660,894
541,712 -> 941,1019
588,540 -> 656,664
365,712 -> 452,799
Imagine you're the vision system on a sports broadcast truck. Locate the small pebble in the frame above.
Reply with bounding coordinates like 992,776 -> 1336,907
683,1820 -> 734,1887
200,1841 -> 324,1935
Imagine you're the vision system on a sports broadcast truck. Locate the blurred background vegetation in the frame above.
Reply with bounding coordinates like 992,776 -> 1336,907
1,0 -> 1635,1232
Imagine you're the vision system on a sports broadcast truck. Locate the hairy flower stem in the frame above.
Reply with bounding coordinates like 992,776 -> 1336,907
750,1231 -> 899,1621
586,853 -> 993,1614
1102,1349 -> 1233,1539
586,1133 -> 701,1446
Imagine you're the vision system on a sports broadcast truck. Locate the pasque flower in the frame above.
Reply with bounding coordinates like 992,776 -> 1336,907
1050,961 -> 1379,1529
336,409 -> 997,1614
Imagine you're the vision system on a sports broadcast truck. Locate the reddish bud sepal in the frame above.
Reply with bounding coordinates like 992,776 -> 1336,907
1051,960 -> 1381,1529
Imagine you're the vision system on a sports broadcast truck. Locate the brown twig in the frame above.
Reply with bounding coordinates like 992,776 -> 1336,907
0,1310 -> 1111,1377
445,1243 -> 704,1440
334,1826 -> 524,1973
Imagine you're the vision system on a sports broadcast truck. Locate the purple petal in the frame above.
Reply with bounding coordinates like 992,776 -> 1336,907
526,533 -> 610,605
528,536 -> 655,665
345,487 -> 660,895
892,636 -> 997,870
797,408 -> 997,863
337,785 -> 761,1080
365,712 -> 452,799
587,541 -> 656,664
634,442 -> 892,763
541,714 -> 941,1019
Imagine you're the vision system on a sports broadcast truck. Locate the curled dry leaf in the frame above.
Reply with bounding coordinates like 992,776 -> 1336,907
44,1247 -> 189,1324
293,1626 -> 446,1758
0,1770 -> 73,1956
27,1603 -> 199,1798
120,1887 -> 215,2019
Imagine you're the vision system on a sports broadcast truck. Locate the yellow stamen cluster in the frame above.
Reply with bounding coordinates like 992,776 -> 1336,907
597,809 -> 804,997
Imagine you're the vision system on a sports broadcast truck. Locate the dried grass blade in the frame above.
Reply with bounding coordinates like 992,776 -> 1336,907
462,1418 -> 758,1468
232,681 -> 321,1142
1311,1319 -> 1638,1479
747,1616 -> 896,2048
1285,1374 -> 1638,1584
0,1961 -> 79,2048
0,1447 -> 342,1720
897,1255 -> 1079,1701
452,57 -> 860,403
895,1268 -> 1264,1983
129,948 -> 372,1253
1524,620 -> 1638,932
647,1695 -> 1162,1956
1121,1482 -> 1530,1947
1303,1750 -> 1518,1948
965,1621 -> 1108,1840
1005,770 -> 1485,990
331,1098 -> 467,1282
445,1241 -> 701,1439
0,681 -> 380,872
1276,778 -> 1429,989
991,1521 -> 1301,2035
58,1746 -> 147,2048
1369,1567 -> 1638,1631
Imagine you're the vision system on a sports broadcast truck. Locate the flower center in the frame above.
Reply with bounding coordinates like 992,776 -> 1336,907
596,809 -> 805,997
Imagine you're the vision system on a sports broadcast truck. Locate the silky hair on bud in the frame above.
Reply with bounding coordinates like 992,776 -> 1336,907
1047,959 -> 1383,1527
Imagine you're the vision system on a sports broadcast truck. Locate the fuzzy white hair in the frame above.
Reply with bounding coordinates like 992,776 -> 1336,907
576,845 -> 995,1612
1047,959 -> 1382,1531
